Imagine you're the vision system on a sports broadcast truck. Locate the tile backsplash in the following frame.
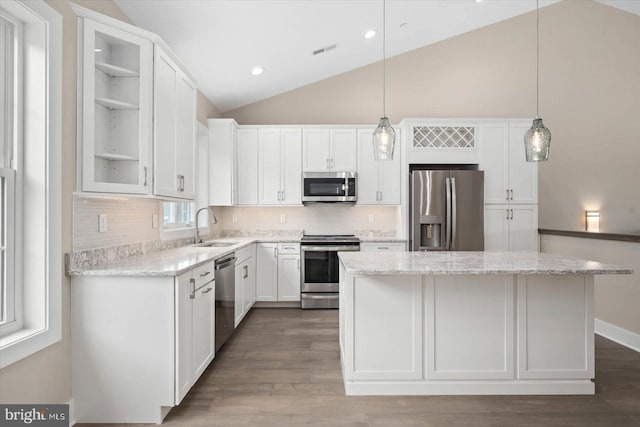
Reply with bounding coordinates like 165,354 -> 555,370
73,195 -> 162,251
214,204 -> 400,236
73,195 -> 401,251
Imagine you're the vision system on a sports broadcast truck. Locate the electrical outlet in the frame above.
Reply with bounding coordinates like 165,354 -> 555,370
152,213 -> 158,229
368,213 -> 375,223
280,214 -> 286,223
232,215 -> 238,223
99,213 -> 108,232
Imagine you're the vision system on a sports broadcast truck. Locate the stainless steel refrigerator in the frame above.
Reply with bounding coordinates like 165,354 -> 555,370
410,169 -> 484,251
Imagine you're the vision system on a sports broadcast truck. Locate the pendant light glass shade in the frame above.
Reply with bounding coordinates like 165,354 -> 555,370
373,0 -> 395,161
524,0 -> 551,162
524,118 -> 551,162
373,116 -> 396,161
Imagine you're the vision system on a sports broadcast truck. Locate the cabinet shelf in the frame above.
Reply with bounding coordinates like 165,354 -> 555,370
95,97 -> 139,110
95,61 -> 139,77
95,152 -> 139,161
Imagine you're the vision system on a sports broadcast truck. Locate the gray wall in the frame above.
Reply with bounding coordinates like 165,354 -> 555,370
225,0 -> 640,234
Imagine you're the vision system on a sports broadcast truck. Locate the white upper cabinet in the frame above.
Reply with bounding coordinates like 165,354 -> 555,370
79,18 -> 153,194
77,8 -> 199,199
302,128 -> 357,172
208,119 -> 238,206
237,129 -> 259,205
357,128 -> 401,205
258,128 -> 302,205
480,122 -> 537,204
153,45 -> 196,200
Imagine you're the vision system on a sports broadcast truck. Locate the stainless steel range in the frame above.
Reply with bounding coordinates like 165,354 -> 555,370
300,234 -> 360,309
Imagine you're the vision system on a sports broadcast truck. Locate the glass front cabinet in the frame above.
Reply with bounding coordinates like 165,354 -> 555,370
79,18 -> 153,194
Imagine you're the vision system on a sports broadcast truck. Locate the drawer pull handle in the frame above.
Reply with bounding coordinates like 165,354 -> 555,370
202,287 -> 213,294
200,271 -> 211,277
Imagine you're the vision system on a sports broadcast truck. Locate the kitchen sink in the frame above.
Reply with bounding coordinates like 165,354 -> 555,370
193,241 -> 238,248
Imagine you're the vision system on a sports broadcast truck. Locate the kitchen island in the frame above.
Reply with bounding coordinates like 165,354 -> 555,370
338,251 -> 632,396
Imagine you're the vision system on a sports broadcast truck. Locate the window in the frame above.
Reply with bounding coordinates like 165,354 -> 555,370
1,11 -> 19,335
163,201 -> 195,230
0,0 -> 62,369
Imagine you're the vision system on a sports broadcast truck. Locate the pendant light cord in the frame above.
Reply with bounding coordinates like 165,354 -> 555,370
382,0 -> 387,117
536,0 -> 540,119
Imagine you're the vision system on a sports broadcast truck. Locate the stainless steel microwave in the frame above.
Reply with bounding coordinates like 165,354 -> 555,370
302,172 -> 357,203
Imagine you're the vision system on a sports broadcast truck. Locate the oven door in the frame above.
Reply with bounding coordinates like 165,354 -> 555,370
301,245 -> 359,293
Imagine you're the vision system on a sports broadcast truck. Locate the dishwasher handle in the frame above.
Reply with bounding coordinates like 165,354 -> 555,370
215,256 -> 237,270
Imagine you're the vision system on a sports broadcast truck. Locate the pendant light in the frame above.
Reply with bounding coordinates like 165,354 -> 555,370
524,0 -> 551,162
373,0 -> 395,161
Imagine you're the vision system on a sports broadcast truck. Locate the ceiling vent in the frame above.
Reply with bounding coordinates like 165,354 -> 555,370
313,44 -> 337,56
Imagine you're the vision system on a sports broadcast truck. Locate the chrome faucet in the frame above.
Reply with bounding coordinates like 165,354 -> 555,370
195,207 -> 217,244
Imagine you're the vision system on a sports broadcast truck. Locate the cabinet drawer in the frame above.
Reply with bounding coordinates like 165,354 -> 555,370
278,243 -> 300,254
192,261 -> 215,289
360,242 -> 406,252
235,244 -> 254,264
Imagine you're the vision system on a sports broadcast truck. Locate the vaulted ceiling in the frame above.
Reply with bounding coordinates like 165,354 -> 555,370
114,0 -> 640,112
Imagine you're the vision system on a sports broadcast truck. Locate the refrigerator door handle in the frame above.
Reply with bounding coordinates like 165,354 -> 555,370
451,177 -> 457,250
445,177 -> 452,251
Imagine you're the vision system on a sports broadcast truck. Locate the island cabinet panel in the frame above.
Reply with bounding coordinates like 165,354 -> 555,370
344,275 -> 423,380
424,275 -> 515,380
517,275 -> 594,380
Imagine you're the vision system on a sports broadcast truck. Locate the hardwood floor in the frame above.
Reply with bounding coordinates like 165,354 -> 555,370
95,308 -> 640,426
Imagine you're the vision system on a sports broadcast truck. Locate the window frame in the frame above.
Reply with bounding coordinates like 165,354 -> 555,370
0,0 -> 62,369
0,5 -> 22,337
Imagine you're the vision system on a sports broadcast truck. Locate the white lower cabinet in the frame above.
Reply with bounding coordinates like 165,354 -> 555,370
235,245 -> 256,327
359,242 -> 406,252
256,243 -> 278,301
256,242 -> 300,302
71,261 -> 215,424
278,254 -> 301,301
484,204 -> 538,251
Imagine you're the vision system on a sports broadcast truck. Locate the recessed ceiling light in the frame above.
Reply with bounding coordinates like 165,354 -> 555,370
251,66 -> 264,76
94,48 -> 102,52
364,29 -> 376,39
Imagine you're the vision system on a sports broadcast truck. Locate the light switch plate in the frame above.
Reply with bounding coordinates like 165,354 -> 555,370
99,213 -> 108,232
232,215 -> 238,223
152,213 -> 158,229
280,214 -> 286,223
368,214 -> 375,223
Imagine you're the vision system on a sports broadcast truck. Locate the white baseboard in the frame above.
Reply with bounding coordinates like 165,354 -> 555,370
595,318 -> 640,352
67,398 -> 75,426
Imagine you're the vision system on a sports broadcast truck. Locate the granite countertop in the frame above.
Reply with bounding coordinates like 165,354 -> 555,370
68,237 -> 301,277
338,251 -> 633,276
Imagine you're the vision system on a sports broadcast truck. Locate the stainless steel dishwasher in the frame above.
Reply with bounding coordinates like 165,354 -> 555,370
215,253 -> 236,352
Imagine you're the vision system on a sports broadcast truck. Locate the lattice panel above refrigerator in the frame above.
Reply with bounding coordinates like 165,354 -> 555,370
413,126 -> 475,149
